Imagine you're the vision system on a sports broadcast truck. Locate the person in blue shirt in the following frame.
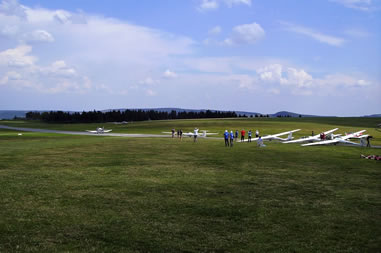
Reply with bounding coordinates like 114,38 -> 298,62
224,130 -> 229,147
248,130 -> 252,142
235,130 -> 238,141
230,130 -> 234,147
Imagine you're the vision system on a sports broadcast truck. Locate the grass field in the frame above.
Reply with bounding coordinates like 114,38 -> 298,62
0,118 -> 380,252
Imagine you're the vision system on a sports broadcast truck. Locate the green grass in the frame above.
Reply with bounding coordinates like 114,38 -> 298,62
0,118 -> 380,252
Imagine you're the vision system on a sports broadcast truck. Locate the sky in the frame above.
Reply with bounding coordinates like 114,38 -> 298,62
0,0 -> 380,116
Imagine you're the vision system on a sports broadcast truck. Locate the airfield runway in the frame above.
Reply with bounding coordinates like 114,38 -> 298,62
0,125 -> 222,139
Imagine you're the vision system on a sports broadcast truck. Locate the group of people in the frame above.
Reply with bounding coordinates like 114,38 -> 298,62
171,128 -> 183,139
224,129 -> 261,147
171,128 -> 200,142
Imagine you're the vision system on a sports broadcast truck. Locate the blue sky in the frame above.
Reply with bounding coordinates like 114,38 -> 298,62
0,0 -> 380,116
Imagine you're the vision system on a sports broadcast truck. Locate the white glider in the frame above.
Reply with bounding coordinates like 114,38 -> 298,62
86,127 -> 112,134
283,128 -> 339,144
241,129 -> 301,142
301,130 -> 367,147
162,130 -> 218,138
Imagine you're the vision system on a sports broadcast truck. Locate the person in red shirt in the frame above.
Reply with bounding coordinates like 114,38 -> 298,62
241,129 -> 245,142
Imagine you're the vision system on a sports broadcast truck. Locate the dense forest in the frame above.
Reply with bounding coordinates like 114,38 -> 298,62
25,110 -> 239,123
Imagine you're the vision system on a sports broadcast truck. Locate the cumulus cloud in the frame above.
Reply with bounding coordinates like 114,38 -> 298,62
256,63 -> 371,95
225,22 -> 265,45
0,45 -> 37,67
257,64 -> 287,84
0,0 -> 195,95
40,60 -> 77,77
198,0 -> 219,11
281,21 -> 345,47
0,45 -> 92,93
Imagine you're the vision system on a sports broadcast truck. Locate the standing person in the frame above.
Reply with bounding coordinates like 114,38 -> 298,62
179,129 -> 183,140
193,128 -> 199,142
257,136 -> 266,147
230,130 -> 234,147
248,130 -> 252,142
367,136 -> 373,148
177,129 -> 180,138
256,129 -> 259,138
312,130 -> 314,136
171,128 -> 175,138
224,130 -> 229,147
235,130 -> 238,141
241,129 -> 246,142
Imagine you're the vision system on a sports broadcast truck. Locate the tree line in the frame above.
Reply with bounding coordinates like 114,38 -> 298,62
25,110 -> 238,123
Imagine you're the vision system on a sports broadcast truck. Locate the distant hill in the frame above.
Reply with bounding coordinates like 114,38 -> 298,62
0,110 -> 28,120
270,111 -> 329,118
363,114 -> 381,117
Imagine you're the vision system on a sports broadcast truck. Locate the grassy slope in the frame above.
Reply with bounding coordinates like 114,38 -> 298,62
0,118 -> 380,252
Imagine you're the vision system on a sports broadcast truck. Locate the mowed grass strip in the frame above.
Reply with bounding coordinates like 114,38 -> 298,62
0,119 -> 380,252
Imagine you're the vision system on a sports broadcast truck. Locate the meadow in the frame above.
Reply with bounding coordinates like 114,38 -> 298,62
0,117 -> 380,252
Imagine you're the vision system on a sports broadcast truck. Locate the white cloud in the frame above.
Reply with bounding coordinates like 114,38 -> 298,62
0,45 -> 37,67
0,0 -> 195,96
286,68 -> 313,88
208,26 -> 221,35
40,60 -> 77,77
281,21 -> 345,47
314,74 -> 371,88
256,63 -> 370,95
225,22 -> 265,45
23,29 -> 54,42
0,0 -> 26,18
0,45 -> 93,94
257,64 -> 286,84
1,25 -> 19,36
198,0 -> 219,11
0,70 -> 21,85
330,0 -> 374,11
163,69 -> 177,78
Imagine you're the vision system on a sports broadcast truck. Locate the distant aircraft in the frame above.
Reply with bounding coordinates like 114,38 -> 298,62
86,127 -> 112,134
301,130 -> 367,147
240,129 -> 301,142
283,128 -> 339,144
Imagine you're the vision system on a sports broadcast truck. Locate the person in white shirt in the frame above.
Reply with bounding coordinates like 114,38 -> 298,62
194,128 -> 199,142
